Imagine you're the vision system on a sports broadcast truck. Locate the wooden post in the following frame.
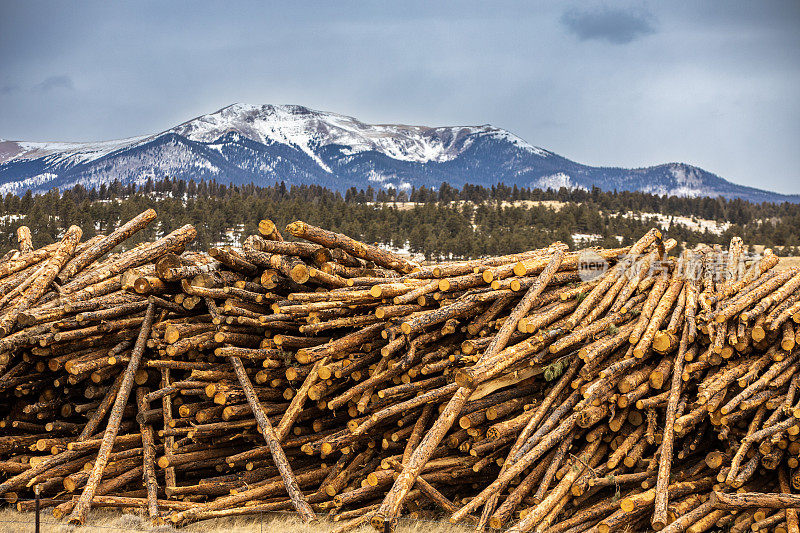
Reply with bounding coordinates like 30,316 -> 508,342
16,226 -> 33,255
136,387 -> 160,524
160,368 -> 177,493
228,355 -> 316,522
372,386 -> 471,529
34,484 -> 40,533
652,324 -> 690,530
67,302 -> 156,525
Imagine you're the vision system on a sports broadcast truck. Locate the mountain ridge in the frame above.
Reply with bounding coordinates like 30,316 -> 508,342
1,103 -> 797,203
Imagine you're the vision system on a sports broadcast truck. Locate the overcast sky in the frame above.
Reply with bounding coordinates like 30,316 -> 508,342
1,0 -> 799,194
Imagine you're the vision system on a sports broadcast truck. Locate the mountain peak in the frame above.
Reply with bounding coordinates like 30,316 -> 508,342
0,104 -> 797,203
168,103 -> 512,168
212,103 -> 318,117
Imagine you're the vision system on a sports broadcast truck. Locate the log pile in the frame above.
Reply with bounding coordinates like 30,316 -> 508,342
1,210 -> 800,532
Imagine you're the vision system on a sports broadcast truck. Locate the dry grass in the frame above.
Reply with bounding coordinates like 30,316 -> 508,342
369,200 -> 569,212
778,257 -> 800,270
0,507 -> 470,533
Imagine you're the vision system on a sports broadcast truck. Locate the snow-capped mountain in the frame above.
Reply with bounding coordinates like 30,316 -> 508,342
1,104 -> 797,203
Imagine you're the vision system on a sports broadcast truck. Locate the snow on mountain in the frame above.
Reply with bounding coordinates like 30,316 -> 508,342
1,104 -> 798,203
169,104 -> 497,168
533,173 -> 586,191
0,172 -> 60,195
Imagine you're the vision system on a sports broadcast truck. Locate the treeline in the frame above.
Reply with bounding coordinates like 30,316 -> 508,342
1,178 -> 798,259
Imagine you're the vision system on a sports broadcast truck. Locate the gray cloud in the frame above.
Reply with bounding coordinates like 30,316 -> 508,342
34,75 -> 74,92
561,6 -> 656,44
0,1 -> 798,194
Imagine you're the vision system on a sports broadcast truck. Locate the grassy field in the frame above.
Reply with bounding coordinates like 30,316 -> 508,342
778,256 -> 800,270
0,507 -> 471,533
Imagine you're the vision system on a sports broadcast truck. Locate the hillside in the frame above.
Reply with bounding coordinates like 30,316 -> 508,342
1,179 -> 797,260
2,104 -> 798,203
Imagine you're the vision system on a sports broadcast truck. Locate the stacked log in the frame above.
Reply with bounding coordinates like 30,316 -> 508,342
1,213 -> 799,533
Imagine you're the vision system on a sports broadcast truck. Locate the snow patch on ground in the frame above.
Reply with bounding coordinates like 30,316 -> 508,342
640,184 -> 712,198
572,233 -> 603,245
0,214 -> 23,223
532,173 -> 587,191
378,240 -> 425,263
623,212 -> 731,235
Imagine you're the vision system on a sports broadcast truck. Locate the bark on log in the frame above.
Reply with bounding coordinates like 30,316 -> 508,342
0,225 -> 82,335
286,221 -> 418,274
59,209 -> 157,282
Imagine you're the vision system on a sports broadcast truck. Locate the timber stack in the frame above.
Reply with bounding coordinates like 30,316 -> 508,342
0,209 -> 799,532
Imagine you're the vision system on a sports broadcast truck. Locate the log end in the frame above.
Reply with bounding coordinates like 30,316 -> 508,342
296,350 -> 311,365
619,498 -> 635,513
290,264 -> 310,284
286,221 -> 306,237
453,369 -> 475,389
